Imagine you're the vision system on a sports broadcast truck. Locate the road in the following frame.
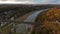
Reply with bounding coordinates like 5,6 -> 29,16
16,9 -> 48,34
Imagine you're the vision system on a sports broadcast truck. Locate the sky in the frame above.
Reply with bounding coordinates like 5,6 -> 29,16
0,0 -> 60,4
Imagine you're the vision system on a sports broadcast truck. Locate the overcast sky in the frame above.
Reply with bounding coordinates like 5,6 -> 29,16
0,0 -> 60,4
35,0 -> 59,4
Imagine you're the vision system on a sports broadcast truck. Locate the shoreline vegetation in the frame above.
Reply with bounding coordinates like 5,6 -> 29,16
31,7 -> 60,34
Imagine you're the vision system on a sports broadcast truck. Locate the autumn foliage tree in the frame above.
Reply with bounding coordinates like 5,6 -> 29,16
31,7 -> 60,34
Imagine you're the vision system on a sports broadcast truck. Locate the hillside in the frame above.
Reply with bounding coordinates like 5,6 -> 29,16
31,7 -> 60,34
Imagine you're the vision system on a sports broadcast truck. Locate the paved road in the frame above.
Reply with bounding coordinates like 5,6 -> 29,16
16,9 -> 48,34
